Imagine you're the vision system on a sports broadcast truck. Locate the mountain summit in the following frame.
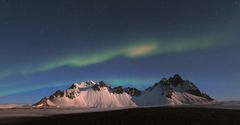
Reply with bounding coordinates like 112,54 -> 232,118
33,74 -> 215,108
133,74 -> 214,106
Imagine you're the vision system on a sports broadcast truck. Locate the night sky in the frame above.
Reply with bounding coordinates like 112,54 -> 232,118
0,0 -> 240,103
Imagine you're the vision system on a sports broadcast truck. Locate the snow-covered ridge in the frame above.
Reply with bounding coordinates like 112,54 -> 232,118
33,74 -> 215,108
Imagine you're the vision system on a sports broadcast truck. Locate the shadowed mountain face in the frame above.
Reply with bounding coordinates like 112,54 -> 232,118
33,74 -> 215,108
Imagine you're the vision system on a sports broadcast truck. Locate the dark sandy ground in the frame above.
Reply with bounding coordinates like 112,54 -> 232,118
1,107 -> 240,125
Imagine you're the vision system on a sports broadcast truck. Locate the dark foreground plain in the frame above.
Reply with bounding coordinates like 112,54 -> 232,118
1,107 -> 240,125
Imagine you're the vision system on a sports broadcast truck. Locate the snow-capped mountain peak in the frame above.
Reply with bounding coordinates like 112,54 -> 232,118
69,81 -> 96,89
133,74 -> 214,106
34,81 -> 136,108
145,74 -> 213,100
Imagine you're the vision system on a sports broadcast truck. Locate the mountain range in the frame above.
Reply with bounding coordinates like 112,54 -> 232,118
33,74 -> 215,108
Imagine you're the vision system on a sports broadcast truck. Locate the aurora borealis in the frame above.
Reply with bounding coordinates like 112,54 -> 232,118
0,0 -> 240,103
